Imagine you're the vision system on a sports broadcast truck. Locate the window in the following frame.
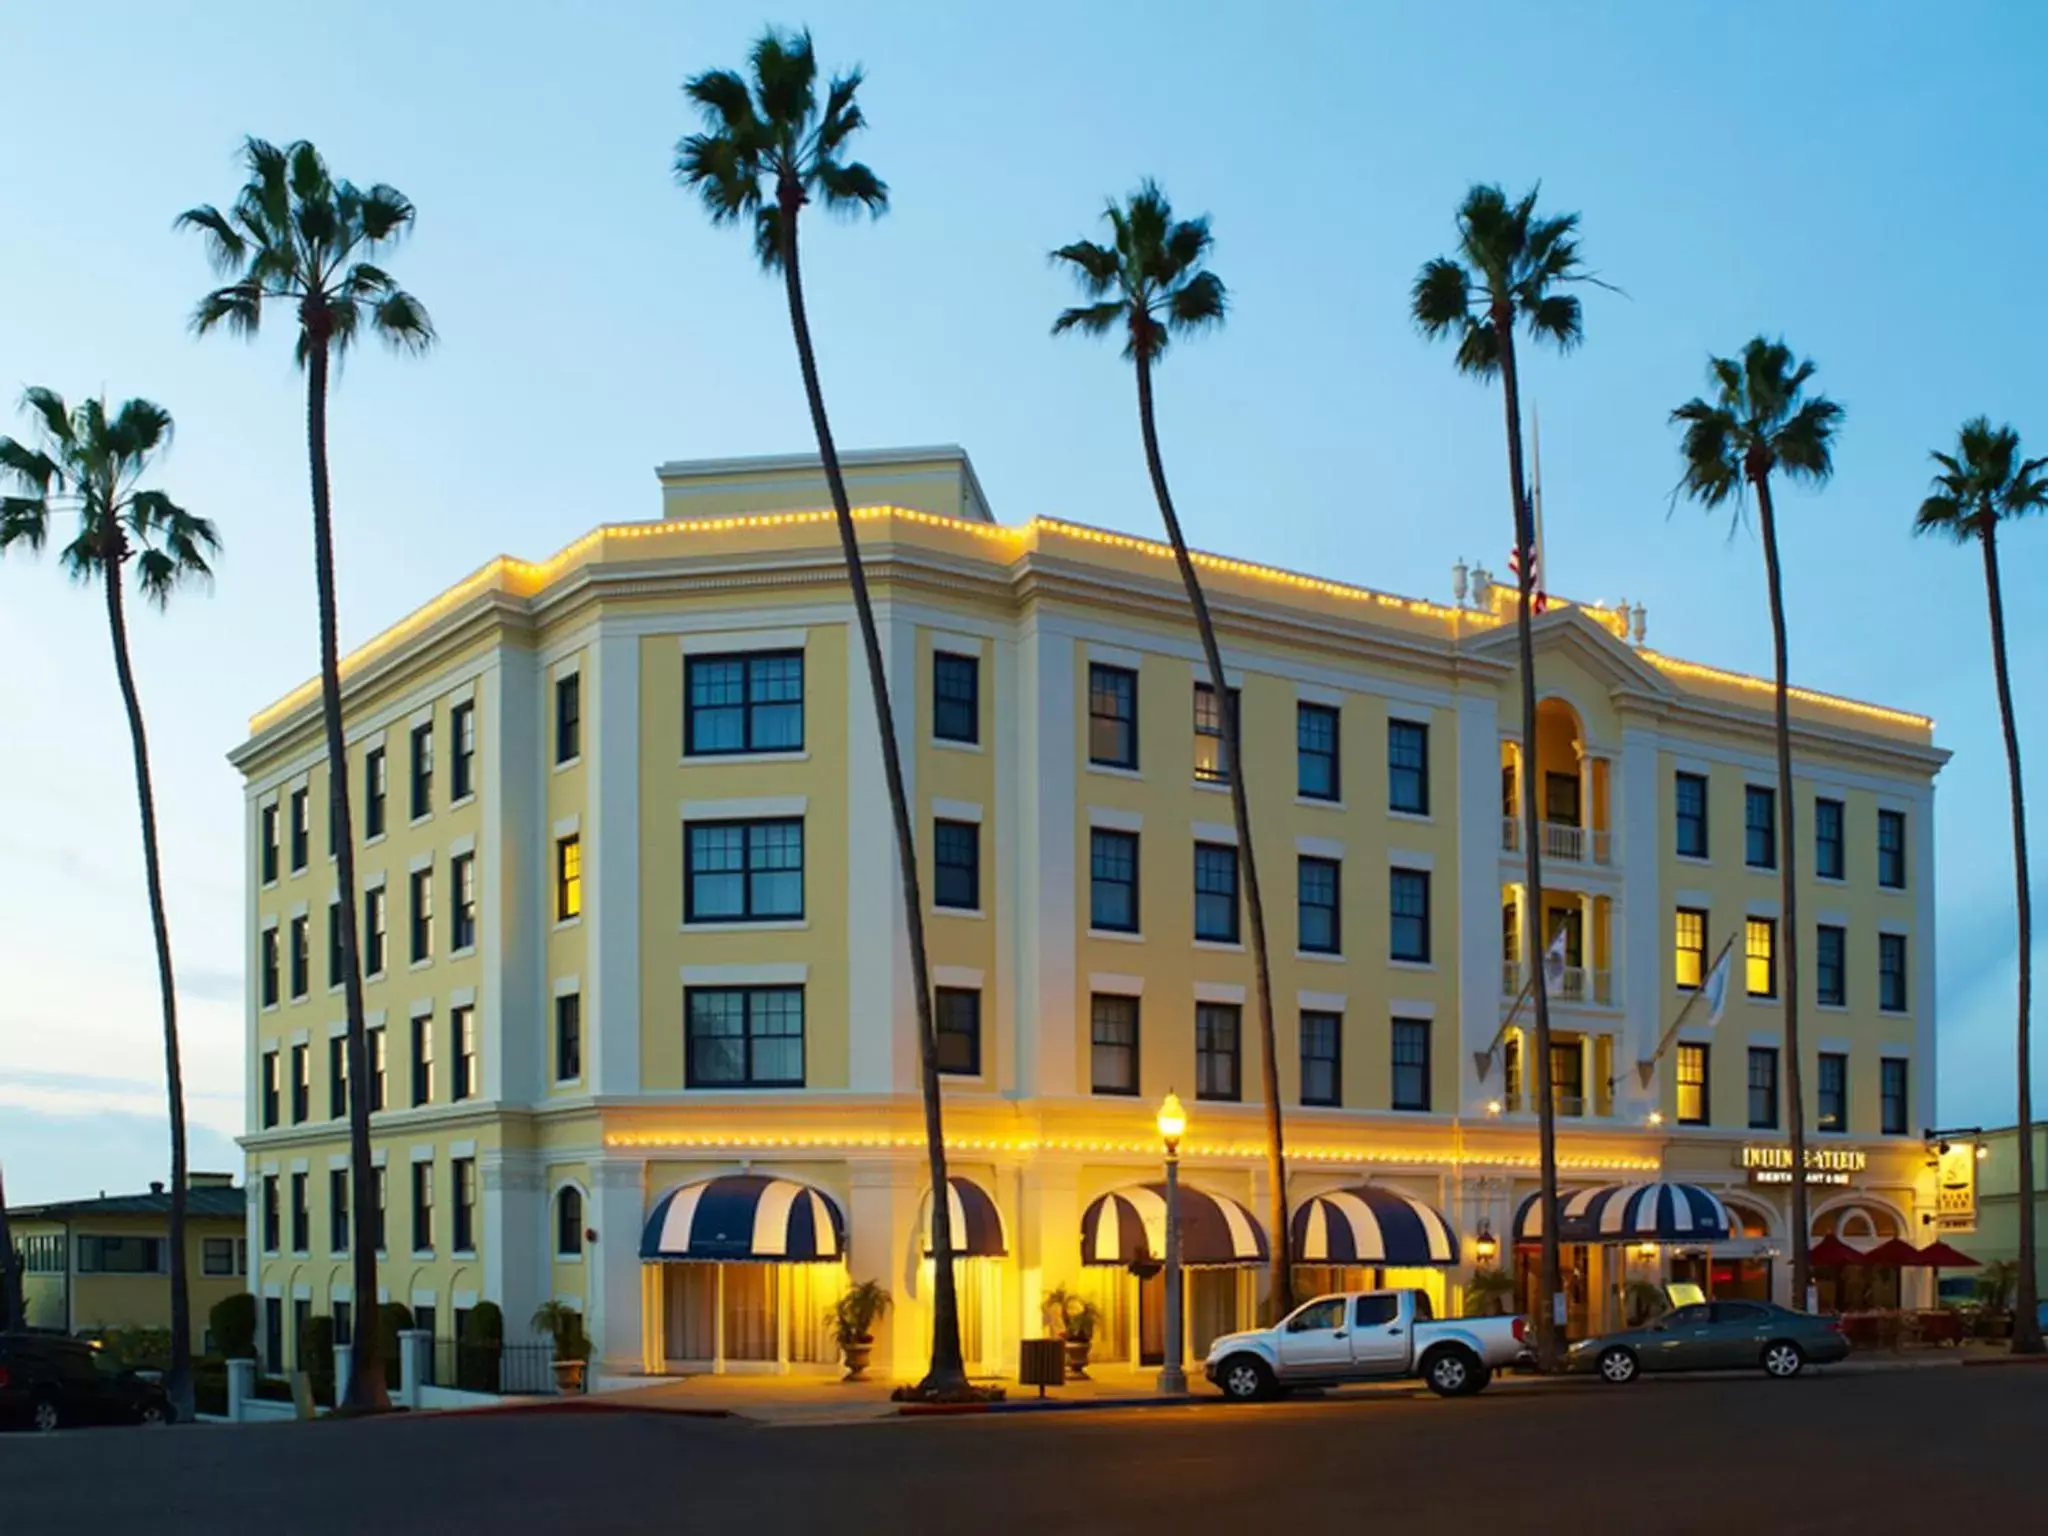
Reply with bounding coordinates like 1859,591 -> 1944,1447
1675,771 -> 1708,858
290,788 -> 310,872
1194,842 -> 1239,943
1545,772 -> 1581,828
1387,719 -> 1429,814
328,792 -> 339,859
555,673 -> 581,764
1745,917 -> 1777,998
450,701 -> 476,801
263,1297 -> 283,1371
1297,703 -> 1340,801
1298,856 -> 1340,955
1300,1011 -> 1341,1107
329,1169 -> 350,1253
290,1172 -> 310,1253
328,1035 -> 348,1119
364,747 -> 387,839
1090,994 -> 1139,1095
1745,785 -> 1776,869
557,1187 -> 585,1257
686,650 -> 804,754
935,988 -> 981,1075
452,1006 -> 477,1101
333,1301 -> 352,1348
1390,869 -> 1431,963
327,900 -> 343,989
260,927 -> 280,1008
933,820 -> 980,911
1391,1018 -> 1431,1112
1195,1002 -> 1241,1101
555,836 -> 582,922
444,852 -> 476,952
1818,1052 -> 1848,1133
555,992 -> 582,1082
290,1043 -> 310,1124
1815,797 -> 1845,879
1748,1046 -> 1780,1129
1087,663 -> 1138,769
1677,1042 -> 1709,1125
260,803 -> 280,884
1550,1042 -> 1585,1117
409,722 -> 434,820
407,866 -> 434,965
364,886 -> 387,976
1880,933 -> 1908,1012
1881,1058 -> 1909,1136
1193,683 -> 1236,785
79,1235 -> 166,1275
289,916 -> 309,1000
411,1011 -> 434,1106
369,1025 -> 387,1112
202,1237 -> 236,1277
933,652 -> 979,744
372,1166 -> 387,1251
262,1175 -> 280,1251
261,1049 -> 280,1128
453,1157 -> 477,1252
1674,908 -> 1707,990
1089,829 -> 1139,933
686,986 -> 806,1088
1816,925 -> 1846,1007
685,818 -> 803,921
1878,810 -> 1907,888
411,1160 -> 434,1252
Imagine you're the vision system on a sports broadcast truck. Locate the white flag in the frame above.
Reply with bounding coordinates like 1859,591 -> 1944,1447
1701,944 -> 1733,1029
1541,924 -> 1570,992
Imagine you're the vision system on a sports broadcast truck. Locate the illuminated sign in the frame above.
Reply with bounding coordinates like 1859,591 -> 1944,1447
1737,1145 -> 1866,1186
1935,1143 -> 1978,1233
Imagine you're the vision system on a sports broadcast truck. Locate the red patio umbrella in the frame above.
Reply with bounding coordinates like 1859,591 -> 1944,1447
1913,1239 -> 1980,1268
1860,1238 -> 1921,1267
1809,1235 -> 1866,1266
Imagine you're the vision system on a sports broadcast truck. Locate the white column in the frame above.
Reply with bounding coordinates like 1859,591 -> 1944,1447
991,629 -> 1022,1098
588,627 -> 641,1098
846,603 -> 915,1092
483,1152 -> 541,1340
483,645 -> 538,1105
1016,622 -> 1077,1097
850,1158 -> 923,1380
588,1158 -> 646,1375
1455,689 -> 1504,1107
1911,786 -> 1938,1131
1617,726 -> 1662,1117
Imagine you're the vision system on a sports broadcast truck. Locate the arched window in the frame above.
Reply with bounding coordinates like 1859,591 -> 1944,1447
556,1187 -> 584,1257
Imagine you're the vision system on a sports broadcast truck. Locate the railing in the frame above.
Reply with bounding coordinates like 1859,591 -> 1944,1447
426,1338 -> 559,1395
1543,821 -> 1584,862
1501,817 -> 1520,852
1502,1091 -> 1587,1119
1501,964 -> 1616,1006
1502,818 -> 1613,865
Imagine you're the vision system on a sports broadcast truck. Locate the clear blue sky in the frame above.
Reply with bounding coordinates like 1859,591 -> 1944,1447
2,0 -> 2044,1202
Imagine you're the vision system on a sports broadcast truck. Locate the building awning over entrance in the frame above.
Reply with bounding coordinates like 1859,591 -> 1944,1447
640,1174 -> 846,1262
921,1175 -> 1008,1259
1081,1183 -> 1268,1268
1515,1182 -> 1731,1243
1290,1185 -> 1460,1267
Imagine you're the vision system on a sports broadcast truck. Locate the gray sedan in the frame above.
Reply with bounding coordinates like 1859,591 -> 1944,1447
1567,1301 -> 1851,1384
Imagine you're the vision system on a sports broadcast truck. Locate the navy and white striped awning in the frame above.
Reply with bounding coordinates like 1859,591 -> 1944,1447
921,1176 -> 1009,1259
1290,1185 -> 1461,1267
1515,1182 -> 1731,1244
1081,1183 -> 1269,1269
640,1174 -> 846,1262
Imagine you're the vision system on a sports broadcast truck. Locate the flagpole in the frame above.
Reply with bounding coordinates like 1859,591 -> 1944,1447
1634,933 -> 1739,1091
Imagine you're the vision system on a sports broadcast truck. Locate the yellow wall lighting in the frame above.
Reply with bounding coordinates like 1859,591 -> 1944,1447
1640,650 -> 1932,731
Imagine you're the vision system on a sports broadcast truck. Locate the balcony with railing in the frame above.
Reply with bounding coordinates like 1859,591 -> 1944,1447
1501,698 -> 1614,865
1501,961 -> 1616,1007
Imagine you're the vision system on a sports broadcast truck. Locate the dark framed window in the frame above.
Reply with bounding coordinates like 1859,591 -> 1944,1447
451,852 -> 477,951
260,803 -> 280,884
1090,993 -> 1139,1095
1879,932 -> 1908,1012
1391,1017 -> 1431,1111
328,790 -> 339,859
327,900 -> 343,989
1817,1052 -> 1848,1133
332,1300 -> 352,1347
262,1175 -> 280,1251
555,672 -> 581,765
452,1005 -> 477,1101
935,987 -> 981,1075
289,915 -> 309,1000
1193,683 -> 1237,785
410,1011 -> 434,1106
373,1167 -> 387,1251
261,1050 -> 280,1128
933,652 -> 979,744
1675,771 -> 1709,858
364,746 -> 387,840
1300,1011 -> 1341,1107
290,1172 -> 310,1253
1297,703 -> 1340,802
686,650 -> 804,755
329,1169 -> 349,1253
289,788 -> 310,872
1194,842 -> 1239,943
411,1160 -> 434,1253
453,1157 -> 477,1252
1747,1046 -> 1780,1130
1089,828 -> 1139,933
1815,797 -> 1845,879
1550,1042 -> 1585,1117
685,818 -> 803,921
1195,1002 -> 1241,1101
290,1043 -> 309,1124
363,887 -> 387,975
1390,869 -> 1431,963
1545,771 -> 1581,828
260,927 -> 280,1008
202,1237 -> 237,1277
409,865 -> 434,964
555,835 -> 582,922
1388,719 -> 1428,814
1677,1042 -> 1709,1125
555,992 -> 582,1081
369,1025 -> 387,1113
933,819 -> 980,911
1298,856 -> 1340,955
79,1235 -> 166,1275
450,701 -> 476,801
1881,1058 -> 1909,1136
556,1187 -> 584,1256
263,1297 -> 283,1370
1816,924 -> 1846,1007
1745,785 -> 1776,869
409,722 -> 434,820
1878,810 -> 1907,888
1087,663 -> 1138,769
1745,917 -> 1777,998
1674,908 -> 1707,990
328,1035 -> 348,1119
686,986 -> 806,1087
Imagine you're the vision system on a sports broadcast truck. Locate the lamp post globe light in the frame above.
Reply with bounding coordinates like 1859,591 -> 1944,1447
1156,1091 -> 1189,1395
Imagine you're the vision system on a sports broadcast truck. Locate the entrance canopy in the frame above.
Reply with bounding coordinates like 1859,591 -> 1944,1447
1081,1182 -> 1268,1268
920,1175 -> 1008,1258
641,1174 -> 845,1262
1290,1185 -> 1460,1267
1516,1182 -> 1731,1243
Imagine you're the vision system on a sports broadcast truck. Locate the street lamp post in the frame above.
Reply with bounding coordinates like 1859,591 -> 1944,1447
1157,1090 -> 1188,1396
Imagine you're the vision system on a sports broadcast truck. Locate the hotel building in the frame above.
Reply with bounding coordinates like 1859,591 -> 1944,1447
233,446 -> 1949,1381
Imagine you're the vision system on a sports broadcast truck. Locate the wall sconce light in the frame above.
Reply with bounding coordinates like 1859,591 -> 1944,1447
1472,1222 -> 1499,1265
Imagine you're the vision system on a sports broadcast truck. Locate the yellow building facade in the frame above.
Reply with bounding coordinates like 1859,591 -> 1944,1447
233,446 -> 1951,1380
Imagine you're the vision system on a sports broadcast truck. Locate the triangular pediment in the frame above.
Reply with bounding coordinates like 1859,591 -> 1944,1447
1462,604 -> 1675,702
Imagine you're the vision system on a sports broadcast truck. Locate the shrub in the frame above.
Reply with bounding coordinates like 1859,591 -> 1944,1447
98,1326 -> 174,1371
1463,1267 -> 1517,1318
532,1300 -> 590,1363
457,1302 -> 504,1392
192,1356 -> 227,1417
830,1280 -> 891,1350
210,1294 -> 257,1360
300,1313 -> 336,1404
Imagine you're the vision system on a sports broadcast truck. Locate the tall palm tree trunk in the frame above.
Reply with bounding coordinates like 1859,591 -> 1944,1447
0,1163 -> 20,1329
100,541 -> 194,1421
1753,478 -> 1810,1309
1492,322 -> 1563,1369
304,323 -> 388,1412
1134,345 -> 1291,1317
777,188 -> 966,1393
1980,524 -> 2043,1353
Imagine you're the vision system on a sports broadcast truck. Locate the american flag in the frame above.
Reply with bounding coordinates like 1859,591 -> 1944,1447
1515,411 -> 1550,614
1509,518 -> 1547,615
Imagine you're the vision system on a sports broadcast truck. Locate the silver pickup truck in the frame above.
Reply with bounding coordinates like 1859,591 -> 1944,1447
1204,1288 -> 1528,1399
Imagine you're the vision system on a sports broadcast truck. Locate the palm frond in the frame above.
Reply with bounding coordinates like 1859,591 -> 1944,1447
107,398 -> 174,462
1912,491 -> 1972,543
1165,269 -> 1226,334
1454,317 -> 1500,378
1410,257 -> 1473,338
357,184 -> 417,246
1155,213 -> 1213,288
685,67 -> 759,134
1525,292 -> 1582,351
1049,238 -> 1121,297
20,387 -> 75,453
1670,397 -> 1743,512
0,494 -> 50,552
0,438 -> 58,496
173,204 -> 248,275
1772,396 -> 1843,484
752,204 -> 787,272
813,156 -> 887,216
1050,300 -> 1125,339
751,27 -> 819,138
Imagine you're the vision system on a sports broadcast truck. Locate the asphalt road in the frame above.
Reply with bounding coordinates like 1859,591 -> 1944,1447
3,1366 -> 2039,1534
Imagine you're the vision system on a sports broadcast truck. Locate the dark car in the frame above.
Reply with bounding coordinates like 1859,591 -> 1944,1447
0,1334 -> 174,1431
1565,1300 -> 1851,1384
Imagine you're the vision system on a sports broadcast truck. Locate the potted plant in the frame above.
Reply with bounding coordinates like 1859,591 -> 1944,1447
1462,1266 -> 1517,1319
1041,1288 -> 1101,1380
531,1301 -> 590,1395
831,1280 -> 892,1382
1622,1279 -> 1669,1328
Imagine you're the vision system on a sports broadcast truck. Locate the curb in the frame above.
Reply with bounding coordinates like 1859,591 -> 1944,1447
1960,1353 -> 2048,1369
430,1397 -> 733,1421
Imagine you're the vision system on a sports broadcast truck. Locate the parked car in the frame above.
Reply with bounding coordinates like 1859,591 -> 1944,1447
1204,1288 -> 1528,1400
0,1333 -> 174,1431
1566,1300 -> 1850,1384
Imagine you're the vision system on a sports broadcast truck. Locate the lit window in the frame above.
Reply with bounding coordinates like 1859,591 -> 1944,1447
556,835 -> 582,922
1745,917 -> 1777,998
1674,908 -> 1706,990
1677,1043 -> 1709,1125
1193,683 -> 1237,785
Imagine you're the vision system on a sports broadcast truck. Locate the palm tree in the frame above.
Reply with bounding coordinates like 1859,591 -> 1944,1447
1671,337 -> 1842,1315
1412,184 -> 1600,1368
0,1163 -> 18,1330
1914,417 -> 2047,1355
0,388 -> 220,1419
180,139 -> 434,1412
1051,181 -> 1294,1318
676,28 -> 970,1398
